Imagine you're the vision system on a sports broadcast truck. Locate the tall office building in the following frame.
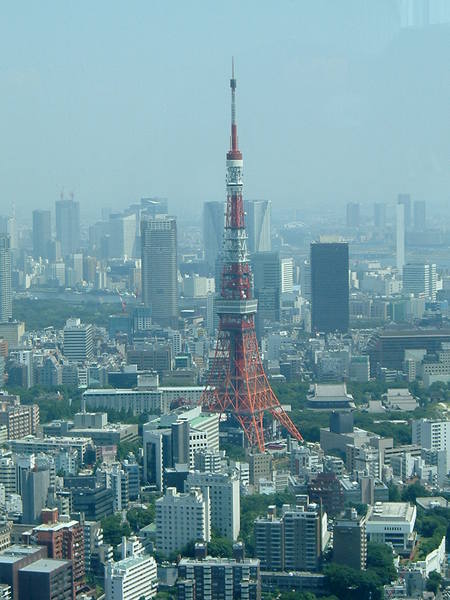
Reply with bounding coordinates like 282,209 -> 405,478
0,216 -> 16,250
280,258 -> 294,293
254,508 -> 284,571
311,242 -> 349,333
412,418 -> 450,462
109,213 -> 136,258
185,472 -> 240,540
396,202 -> 405,271
20,464 -> 50,524
333,508 -> 367,571
255,503 -> 323,572
414,200 -> 426,231
397,193 -> 411,229
141,216 -> 178,328
203,202 -> 224,270
0,236 -> 12,323
33,519 -> 85,594
403,263 -> 437,300
373,203 -> 386,229
63,319 -> 94,361
55,197 -> 80,257
251,252 -> 281,337
346,202 -> 360,228
155,487 -> 211,557
32,210 -> 51,260
105,551 -> 157,600
245,200 -> 271,253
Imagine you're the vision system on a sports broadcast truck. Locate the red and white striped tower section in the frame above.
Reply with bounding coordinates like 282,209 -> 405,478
201,61 -> 303,452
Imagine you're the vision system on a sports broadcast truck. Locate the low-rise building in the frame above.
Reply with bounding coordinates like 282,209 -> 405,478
366,502 -> 416,554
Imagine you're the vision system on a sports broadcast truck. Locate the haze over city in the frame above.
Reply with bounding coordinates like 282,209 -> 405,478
1,1 -> 449,221
0,3 -> 450,600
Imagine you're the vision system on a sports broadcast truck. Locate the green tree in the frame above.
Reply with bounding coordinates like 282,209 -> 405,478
208,531 -> 233,558
324,564 -> 382,600
366,542 -> 396,585
425,570 -> 442,594
401,481 -> 430,503
101,514 -> 131,547
126,506 -> 154,532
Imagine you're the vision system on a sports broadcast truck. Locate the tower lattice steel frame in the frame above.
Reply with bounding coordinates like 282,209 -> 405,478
201,62 -> 303,452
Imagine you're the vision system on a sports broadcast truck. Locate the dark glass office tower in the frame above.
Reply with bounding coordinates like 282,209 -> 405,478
55,197 -> 80,256
32,210 -> 51,260
141,215 -> 178,328
311,241 -> 349,333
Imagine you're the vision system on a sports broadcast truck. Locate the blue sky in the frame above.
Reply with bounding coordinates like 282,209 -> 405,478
0,1 -> 449,222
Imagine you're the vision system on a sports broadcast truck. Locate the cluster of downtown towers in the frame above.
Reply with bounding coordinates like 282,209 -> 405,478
1,196 -> 350,334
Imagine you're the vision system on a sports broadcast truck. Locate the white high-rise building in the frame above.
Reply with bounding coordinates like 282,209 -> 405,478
185,471 -> 240,540
403,262 -> 437,300
412,418 -> 450,462
105,545 -> 157,600
0,235 -> 12,323
396,202 -> 405,271
63,318 -> 94,361
245,200 -> 271,253
156,487 -> 211,557
109,212 -> 137,258
281,257 -> 294,293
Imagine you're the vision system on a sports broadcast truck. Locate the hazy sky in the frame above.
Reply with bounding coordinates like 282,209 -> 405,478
1,1 -> 449,222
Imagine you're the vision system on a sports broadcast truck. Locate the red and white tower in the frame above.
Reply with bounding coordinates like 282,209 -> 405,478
201,62 -> 303,452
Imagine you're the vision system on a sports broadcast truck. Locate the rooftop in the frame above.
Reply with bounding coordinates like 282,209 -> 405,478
19,559 -> 70,573
367,502 -> 415,522
33,520 -> 79,532
0,546 -> 44,563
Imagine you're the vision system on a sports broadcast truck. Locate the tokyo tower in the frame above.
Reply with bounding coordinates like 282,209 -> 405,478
201,62 -> 303,452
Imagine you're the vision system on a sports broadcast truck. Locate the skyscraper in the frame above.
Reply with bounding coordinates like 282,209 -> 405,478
346,202 -> 360,228
251,251 -> 281,338
414,200 -> 426,231
0,235 -> 12,323
311,241 -> 349,333
32,210 -> 51,260
403,262 -> 437,300
396,202 -> 405,271
109,213 -> 136,258
141,216 -> 178,327
203,201 -> 224,270
63,318 -> 94,361
55,197 -> 80,257
373,202 -> 386,229
0,215 -> 16,249
281,257 -> 294,293
397,193 -> 411,229
245,200 -> 271,253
